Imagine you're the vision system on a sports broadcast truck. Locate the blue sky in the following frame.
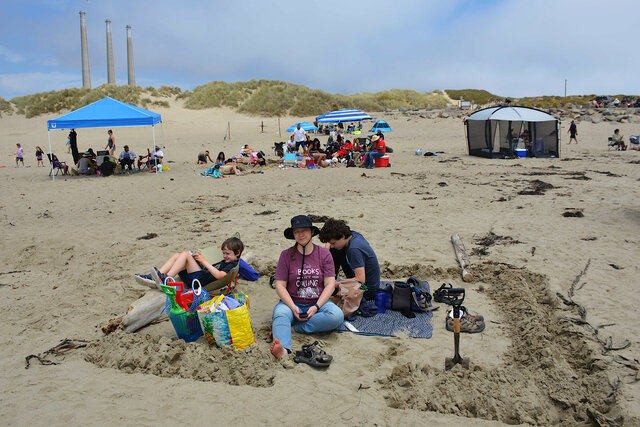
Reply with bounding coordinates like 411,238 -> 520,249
1,0 -> 638,100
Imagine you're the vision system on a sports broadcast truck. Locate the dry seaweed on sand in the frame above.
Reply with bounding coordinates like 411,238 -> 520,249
517,179 -> 555,195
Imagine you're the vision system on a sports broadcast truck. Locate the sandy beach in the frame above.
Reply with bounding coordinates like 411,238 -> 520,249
0,100 -> 639,425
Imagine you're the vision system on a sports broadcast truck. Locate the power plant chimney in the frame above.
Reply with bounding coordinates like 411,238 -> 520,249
79,11 -> 91,88
126,25 -> 135,86
105,19 -> 115,84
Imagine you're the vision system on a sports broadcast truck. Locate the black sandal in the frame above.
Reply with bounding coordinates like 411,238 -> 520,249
293,341 -> 333,368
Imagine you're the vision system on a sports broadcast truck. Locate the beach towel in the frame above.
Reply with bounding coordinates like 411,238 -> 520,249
337,310 -> 433,339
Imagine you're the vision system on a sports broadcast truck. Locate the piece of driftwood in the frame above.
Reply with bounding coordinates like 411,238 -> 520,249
451,234 -> 473,282
102,291 -> 167,334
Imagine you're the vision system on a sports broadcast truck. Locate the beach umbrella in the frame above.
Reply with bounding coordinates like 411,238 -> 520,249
370,120 -> 392,132
286,122 -> 318,132
316,109 -> 373,123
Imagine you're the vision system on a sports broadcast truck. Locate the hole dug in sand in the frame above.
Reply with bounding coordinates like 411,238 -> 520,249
380,265 -> 621,426
85,332 -> 277,387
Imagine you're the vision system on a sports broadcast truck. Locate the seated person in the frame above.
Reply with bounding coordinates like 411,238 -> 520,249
270,215 -> 344,359
118,145 -> 136,170
241,144 -> 252,156
612,129 -> 627,150
363,135 -> 386,168
215,151 -> 226,165
98,156 -> 117,176
308,138 -> 328,166
51,154 -> 69,175
197,150 -> 215,165
250,150 -> 266,166
137,148 -> 152,169
135,237 -> 244,289
150,146 -> 164,166
286,135 -> 297,153
332,139 -> 354,159
319,218 -> 381,301
76,152 -> 97,174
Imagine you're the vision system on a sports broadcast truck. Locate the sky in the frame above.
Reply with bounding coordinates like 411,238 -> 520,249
1,0 -> 639,100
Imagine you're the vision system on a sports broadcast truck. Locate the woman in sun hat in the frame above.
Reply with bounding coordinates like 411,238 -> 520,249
270,215 -> 344,359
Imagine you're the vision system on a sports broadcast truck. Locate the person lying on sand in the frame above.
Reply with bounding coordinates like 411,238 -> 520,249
271,215 -> 344,359
134,237 -> 243,289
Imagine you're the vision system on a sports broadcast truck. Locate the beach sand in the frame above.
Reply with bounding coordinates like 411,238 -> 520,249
0,101 -> 638,425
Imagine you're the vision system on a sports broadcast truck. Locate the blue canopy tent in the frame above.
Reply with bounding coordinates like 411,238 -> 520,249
46,97 -> 164,180
316,109 -> 373,123
286,121 -> 318,132
370,120 -> 392,133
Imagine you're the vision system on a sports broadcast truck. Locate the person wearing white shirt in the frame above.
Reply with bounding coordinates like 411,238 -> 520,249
151,146 -> 164,165
293,123 -> 306,152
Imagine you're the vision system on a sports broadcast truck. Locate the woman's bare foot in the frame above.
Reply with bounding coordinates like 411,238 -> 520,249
270,338 -> 288,359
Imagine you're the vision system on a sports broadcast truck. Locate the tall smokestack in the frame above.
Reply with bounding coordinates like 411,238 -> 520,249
80,11 -> 91,88
126,25 -> 135,86
105,19 -> 115,84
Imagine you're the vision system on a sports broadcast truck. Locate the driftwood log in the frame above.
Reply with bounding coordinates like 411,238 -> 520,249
451,234 -> 473,282
102,291 -> 167,334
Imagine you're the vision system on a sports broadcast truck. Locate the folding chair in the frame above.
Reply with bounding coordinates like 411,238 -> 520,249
46,153 -> 66,176
283,152 -> 297,166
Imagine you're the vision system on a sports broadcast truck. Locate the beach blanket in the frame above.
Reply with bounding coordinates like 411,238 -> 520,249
337,310 -> 433,339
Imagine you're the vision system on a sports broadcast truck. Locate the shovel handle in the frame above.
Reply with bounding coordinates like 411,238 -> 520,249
453,317 -> 460,334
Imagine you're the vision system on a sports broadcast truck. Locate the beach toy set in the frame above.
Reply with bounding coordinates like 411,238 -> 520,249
196,292 -> 255,350
160,278 -> 210,343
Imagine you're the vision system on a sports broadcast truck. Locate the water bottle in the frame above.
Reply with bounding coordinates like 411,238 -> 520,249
415,149 -> 423,156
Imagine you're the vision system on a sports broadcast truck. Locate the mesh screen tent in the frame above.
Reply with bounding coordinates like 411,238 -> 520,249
465,106 -> 559,158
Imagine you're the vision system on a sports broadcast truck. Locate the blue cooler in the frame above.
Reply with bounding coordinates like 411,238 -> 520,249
515,148 -> 527,158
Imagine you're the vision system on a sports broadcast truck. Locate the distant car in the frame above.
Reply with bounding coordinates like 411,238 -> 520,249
634,99 -> 640,108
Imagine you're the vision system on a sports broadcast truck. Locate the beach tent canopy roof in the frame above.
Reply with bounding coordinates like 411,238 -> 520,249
47,97 -> 162,130
286,121 -> 318,132
370,119 -> 392,132
316,109 -> 373,123
466,106 -> 555,122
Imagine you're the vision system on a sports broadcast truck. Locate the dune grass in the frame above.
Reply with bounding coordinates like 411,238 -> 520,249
185,80 -> 449,116
445,89 -> 500,105
0,97 -> 12,117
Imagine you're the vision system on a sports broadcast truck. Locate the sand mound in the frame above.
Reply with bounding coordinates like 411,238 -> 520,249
380,265 -> 621,425
85,332 -> 278,387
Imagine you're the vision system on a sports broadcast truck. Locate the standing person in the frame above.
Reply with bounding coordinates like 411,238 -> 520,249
35,146 -> 45,167
270,215 -> 344,360
319,218 -> 381,301
293,123 -> 306,152
363,135 -> 386,169
118,145 -> 136,171
567,120 -> 578,144
15,143 -> 24,167
105,130 -> 116,156
66,136 -> 71,153
69,129 -> 79,164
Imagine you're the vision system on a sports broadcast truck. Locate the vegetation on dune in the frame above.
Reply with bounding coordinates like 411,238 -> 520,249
6,79 -> 638,119
9,85 -> 181,118
445,89 -> 500,105
186,80 -> 449,116
0,96 -> 12,117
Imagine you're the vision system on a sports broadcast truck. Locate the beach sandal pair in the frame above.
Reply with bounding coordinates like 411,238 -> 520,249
293,341 -> 333,368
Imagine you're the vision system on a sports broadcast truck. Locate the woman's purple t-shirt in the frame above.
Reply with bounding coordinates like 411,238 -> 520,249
275,244 -> 335,305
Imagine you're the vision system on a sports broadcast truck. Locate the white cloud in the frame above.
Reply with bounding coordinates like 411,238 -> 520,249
0,72 -> 80,98
0,46 -> 24,63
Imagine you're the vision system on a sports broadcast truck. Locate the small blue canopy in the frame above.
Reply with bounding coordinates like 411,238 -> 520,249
316,109 -> 373,123
47,97 -> 162,130
370,120 -> 392,132
286,122 -> 318,132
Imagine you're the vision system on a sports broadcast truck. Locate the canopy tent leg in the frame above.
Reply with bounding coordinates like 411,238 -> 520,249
47,130 -> 54,182
152,125 -> 158,174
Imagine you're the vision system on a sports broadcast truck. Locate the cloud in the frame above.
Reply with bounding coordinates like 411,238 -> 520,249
0,72 -> 80,99
0,0 -> 638,98
0,46 -> 24,64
